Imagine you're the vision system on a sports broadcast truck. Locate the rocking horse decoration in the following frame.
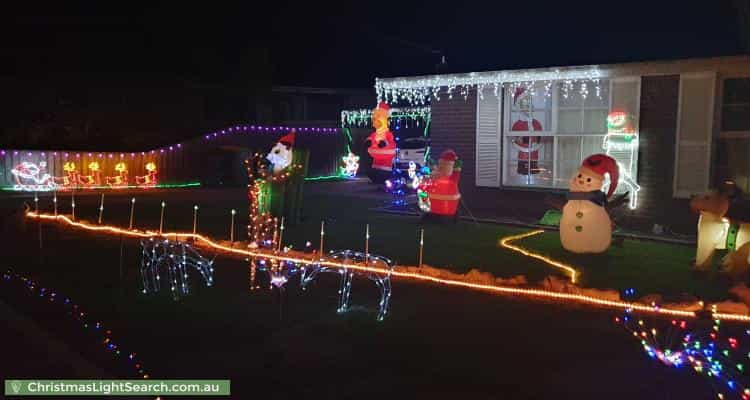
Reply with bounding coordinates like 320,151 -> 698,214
106,162 -> 129,187
54,162 -> 80,188
79,161 -> 102,187
10,161 -> 56,191
140,237 -> 215,300
300,250 -> 394,321
135,162 -> 158,187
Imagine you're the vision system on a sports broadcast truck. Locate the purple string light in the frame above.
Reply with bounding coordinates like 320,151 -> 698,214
0,124 -> 338,160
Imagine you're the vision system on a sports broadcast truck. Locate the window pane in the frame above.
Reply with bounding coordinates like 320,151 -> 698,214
509,82 -> 553,132
584,83 -> 610,108
503,136 -> 554,187
555,136 -> 607,189
724,78 -> 750,104
583,109 -> 608,133
722,104 -> 750,131
556,136 -> 582,188
558,110 -> 581,134
717,138 -> 750,192
559,90 -> 583,108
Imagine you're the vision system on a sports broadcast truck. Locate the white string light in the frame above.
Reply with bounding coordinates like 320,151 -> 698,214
376,66 -> 605,105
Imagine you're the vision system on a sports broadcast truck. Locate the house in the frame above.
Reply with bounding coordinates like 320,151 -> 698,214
375,56 -> 750,230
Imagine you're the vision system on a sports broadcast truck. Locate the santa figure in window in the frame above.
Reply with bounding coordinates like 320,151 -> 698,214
365,102 -> 397,183
510,87 -> 543,175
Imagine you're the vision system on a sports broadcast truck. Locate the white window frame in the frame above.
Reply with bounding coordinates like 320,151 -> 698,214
718,75 -> 750,138
500,80 -> 612,189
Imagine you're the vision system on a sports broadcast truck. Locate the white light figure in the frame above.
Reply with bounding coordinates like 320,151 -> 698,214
407,161 -> 420,189
603,111 -> 641,209
300,250 -> 393,321
140,238 -> 215,301
11,161 -> 56,191
342,152 -> 360,177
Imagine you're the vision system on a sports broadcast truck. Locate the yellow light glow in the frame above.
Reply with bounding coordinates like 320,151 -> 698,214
25,210 -> 750,323
499,230 -> 578,283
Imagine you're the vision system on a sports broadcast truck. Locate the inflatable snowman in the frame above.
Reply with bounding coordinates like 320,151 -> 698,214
559,154 -> 619,253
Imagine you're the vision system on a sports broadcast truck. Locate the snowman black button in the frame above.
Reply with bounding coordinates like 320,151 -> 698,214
575,225 -> 583,232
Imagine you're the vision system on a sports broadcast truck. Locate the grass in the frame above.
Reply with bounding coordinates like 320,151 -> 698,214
0,184 -> 735,398
12,182 -> 727,302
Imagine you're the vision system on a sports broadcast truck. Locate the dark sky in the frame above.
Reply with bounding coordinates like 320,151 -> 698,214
2,1 -> 747,89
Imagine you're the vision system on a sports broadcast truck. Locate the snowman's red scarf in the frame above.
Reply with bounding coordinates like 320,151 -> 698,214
566,190 -> 607,207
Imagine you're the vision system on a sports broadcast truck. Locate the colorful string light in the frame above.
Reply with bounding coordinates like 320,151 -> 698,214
616,307 -> 750,399
27,210 -> 750,323
1,269 -> 150,379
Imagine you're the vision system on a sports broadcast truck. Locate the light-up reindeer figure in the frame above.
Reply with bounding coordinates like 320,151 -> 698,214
135,162 -> 158,187
79,161 -> 102,187
54,162 -> 80,189
300,250 -> 394,321
602,111 -> 641,209
140,238 -> 215,301
106,162 -> 129,187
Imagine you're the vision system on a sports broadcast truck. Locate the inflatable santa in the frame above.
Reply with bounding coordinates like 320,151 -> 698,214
559,154 -> 619,253
421,149 -> 462,218
510,87 -> 543,175
366,102 -> 397,183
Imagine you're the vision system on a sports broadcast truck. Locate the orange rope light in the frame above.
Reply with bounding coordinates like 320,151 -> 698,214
499,230 -> 579,283
25,211 -> 749,323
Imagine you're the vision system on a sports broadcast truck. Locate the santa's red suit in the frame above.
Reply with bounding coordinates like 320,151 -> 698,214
511,87 -> 543,175
426,150 -> 462,217
367,130 -> 396,172
367,102 -> 397,173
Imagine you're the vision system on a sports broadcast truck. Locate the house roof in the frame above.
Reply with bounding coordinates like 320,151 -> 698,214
374,55 -> 750,105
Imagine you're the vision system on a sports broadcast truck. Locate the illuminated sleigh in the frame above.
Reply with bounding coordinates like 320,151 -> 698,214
11,161 -> 56,191
135,163 -> 158,187
300,250 -> 393,321
79,162 -> 102,187
140,238 -> 215,300
106,162 -> 129,187
54,162 -> 80,189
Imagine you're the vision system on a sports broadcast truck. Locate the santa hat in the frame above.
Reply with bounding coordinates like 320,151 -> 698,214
439,149 -> 458,162
580,154 -> 619,197
513,87 -> 528,104
372,101 -> 391,118
279,129 -> 295,147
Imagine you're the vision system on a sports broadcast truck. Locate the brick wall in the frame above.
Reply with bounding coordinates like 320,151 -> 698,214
621,75 -> 696,231
429,89 -> 478,195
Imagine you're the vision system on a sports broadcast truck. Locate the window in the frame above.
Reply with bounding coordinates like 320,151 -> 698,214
717,78 -> 750,192
722,78 -> 750,132
502,80 -> 612,189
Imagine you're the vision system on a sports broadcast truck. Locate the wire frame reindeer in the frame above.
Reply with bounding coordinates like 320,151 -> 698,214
301,250 -> 394,321
140,238 -> 215,300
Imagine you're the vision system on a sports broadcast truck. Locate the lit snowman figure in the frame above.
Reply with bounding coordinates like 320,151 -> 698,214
559,154 -> 619,254
266,130 -> 295,175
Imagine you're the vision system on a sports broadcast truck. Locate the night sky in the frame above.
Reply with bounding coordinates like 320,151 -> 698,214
2,1 -> 747,89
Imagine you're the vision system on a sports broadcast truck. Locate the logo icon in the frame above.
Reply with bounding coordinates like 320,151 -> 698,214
10,380 -> 22,394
